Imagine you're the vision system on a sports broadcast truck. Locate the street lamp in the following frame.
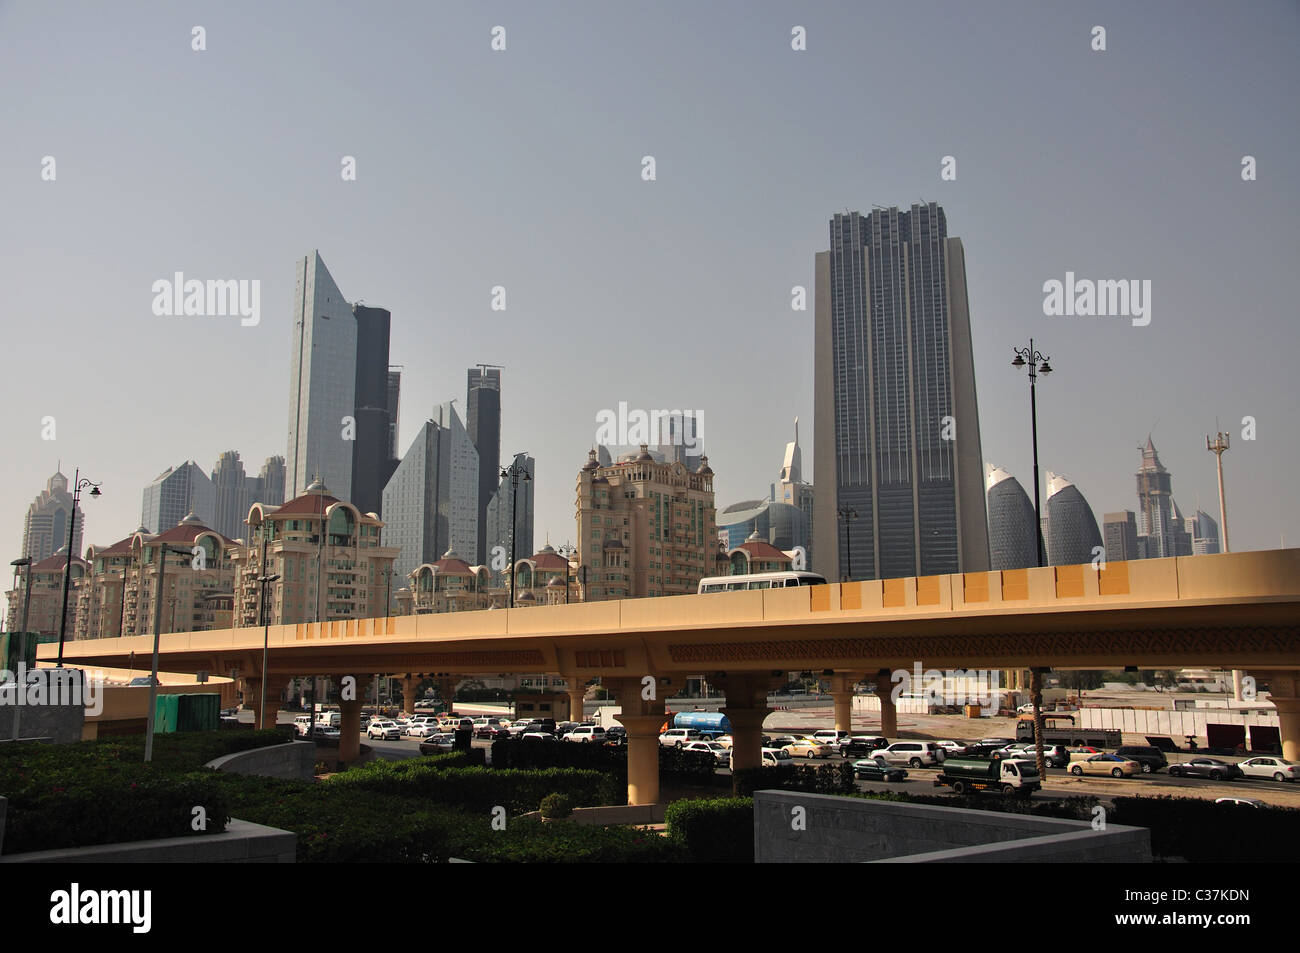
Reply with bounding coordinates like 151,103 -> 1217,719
500,457 -> 532,608
9,557 -> 33,742
144,542 -> 194,763
57,469 -> 101,666
556,543 -> 576,604
836,506 -> 858,582
1010,339 -> 1052,568
257,548 -> 281,731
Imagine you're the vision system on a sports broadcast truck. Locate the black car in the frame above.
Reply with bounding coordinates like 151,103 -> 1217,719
852,759 -> 908,782
1116,745 -> 1169,774
840,736 -> 890,758
1168,758 -> 1242,781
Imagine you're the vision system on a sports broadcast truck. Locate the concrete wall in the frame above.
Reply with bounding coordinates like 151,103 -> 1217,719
206,740 -> 316,779
754,791 -> 1150,863
1079,706 -> 1278,738
0,700 -> 83,743
0,819 -> 295,864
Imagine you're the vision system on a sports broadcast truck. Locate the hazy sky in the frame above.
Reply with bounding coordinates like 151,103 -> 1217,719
2,0 -> 1297,565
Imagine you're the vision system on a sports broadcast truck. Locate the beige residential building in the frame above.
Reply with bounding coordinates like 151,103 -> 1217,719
575,445 -> 717,601
5,550 -> 86,640
396,543 -> 582,614
231,478 -> 398,625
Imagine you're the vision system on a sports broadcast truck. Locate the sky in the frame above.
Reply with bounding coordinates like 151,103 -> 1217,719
2,0 -> 1298,565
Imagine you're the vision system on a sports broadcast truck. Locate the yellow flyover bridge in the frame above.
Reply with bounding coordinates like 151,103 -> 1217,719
43,549 -> 1300,805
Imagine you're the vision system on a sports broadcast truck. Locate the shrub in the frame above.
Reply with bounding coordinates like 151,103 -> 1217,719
732,761 -> 855,797
328,762 -> 621,814
1110,795 -> 1300,862
447,817 -> 684,863
539,792 -> 574,818
665,797 -> 754,863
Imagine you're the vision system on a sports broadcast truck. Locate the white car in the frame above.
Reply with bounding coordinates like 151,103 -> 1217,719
934,740 -> 970,757
682,740 -> 730,765
367,720 -> 403,740
870,741 -> 945,767
712,735 -> 734,748
562,725 -> 606,743
811,730 -> 851,749
729,747 -> 796,770
1237,756 -> 1299,782
659,728 -> 703,748
406,722 -> 441,738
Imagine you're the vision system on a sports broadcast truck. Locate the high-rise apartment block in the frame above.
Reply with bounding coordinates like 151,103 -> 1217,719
1103,511 -> 1141,563
20,469 -> 83,564
813,204 -> 988,581
466,366 -> 502,564
484,452 -> 534,575
381,401 -> 480,583
575,445 -> 716,600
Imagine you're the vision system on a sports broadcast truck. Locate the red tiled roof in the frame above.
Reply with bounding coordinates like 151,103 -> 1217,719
97,535 -> 136,557
530,552 -> 569,570
737,539 -> 789,560
273,492 -> 341,516
431,557 -> 473,575
150,521 -> 235,546
32,553 -> 86,572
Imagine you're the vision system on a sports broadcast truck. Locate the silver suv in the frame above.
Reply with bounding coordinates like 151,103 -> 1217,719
870,741 -> 945,767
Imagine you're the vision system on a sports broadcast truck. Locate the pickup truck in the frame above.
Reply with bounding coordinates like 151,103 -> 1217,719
934,758 -> 1041,797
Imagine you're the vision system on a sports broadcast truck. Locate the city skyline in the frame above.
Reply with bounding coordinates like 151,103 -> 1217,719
3,2 -> 1297,570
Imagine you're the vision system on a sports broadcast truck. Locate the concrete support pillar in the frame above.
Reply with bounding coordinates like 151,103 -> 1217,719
876,682 -> 897,737
218,679 -> 238,708
827,673 -> 861,733
722,708 -> 768,774
438,676 -> 456,714
246,676 -> 287,731
401,676 -> 418,715
339,695 -> 363,764
618,714 -> 664,806
1275,699 -> 1300,762
565,682 -> 586,723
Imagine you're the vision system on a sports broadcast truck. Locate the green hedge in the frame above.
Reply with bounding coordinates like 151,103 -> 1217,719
732,760 -> 856,797
1110,795 -> 1300,862
665,797 -> 755,863
446,816 -> 684,863
328,761 -> 621,814
489,738 -> 718,780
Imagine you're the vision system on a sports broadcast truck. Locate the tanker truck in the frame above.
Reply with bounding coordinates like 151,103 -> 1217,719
934,757 -> 1040,797
672,711 -> 731,739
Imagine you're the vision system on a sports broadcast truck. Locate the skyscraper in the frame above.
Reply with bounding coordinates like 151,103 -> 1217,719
286,251 -> 357,501
386,368 -> 402,460
254,455 -> 286,508
813,204 -> 989,581
381,401 -> 480,583
771,418 -> 814,566
211,451 -> 251,542
985,464 -> 1040,570
141,461 -> 214,535
1134,437 -> 1192,559
466,366 -> 502,564
20,469 -> 83,564
350,304 -> 397,516
1103,511 -> 1140,562
1188,509 -> 1221,555
1043,471 -> 1103,567
657,412 -> 703,470
484,452 -> 535,573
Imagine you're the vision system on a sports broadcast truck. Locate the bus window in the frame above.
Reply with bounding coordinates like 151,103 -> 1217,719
784,578 -> 799,587
726,582 -> 745,591
749,580 -> 771,589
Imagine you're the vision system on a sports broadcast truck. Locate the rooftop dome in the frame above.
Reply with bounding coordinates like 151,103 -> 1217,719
583,449 -> 600,470
635,443 -> 654,462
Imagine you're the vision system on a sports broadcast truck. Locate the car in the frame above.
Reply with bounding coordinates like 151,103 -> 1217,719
367,720 -> 403,740
852,759 -> 908,782
605,725 -> 627,741
1017,703 -> 1037,714
293,715 -> 314,736
731,747 -> 797,770
840,736 -> 890,758
1067,746 -> 1103,758
315,725 -> 341,739
1115,746 -> 1169,774
562,725 -> 607,743
766,735 -> 800,750
979,737 -> 1017,746
659,728 -> 703,748
1168,758 -> 1243,781
520,730 -> 558,742
870,741 -> 945,767
419,733 -> 456,755
1069,754 -> 1140,777
811,729 -> 852,748
683,740 -> 730,765
711,734 -> 733,748
934,740 -> 971,758
1236,756 -> 1300,782
406,722 -> 442,738
783,738 -> 836,759
1214,796 -> 1266,808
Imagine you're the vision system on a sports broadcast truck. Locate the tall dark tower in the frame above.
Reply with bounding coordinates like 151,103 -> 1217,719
812,204 -> 989,581
467,365 -> 502,564
351,305 -> 394,515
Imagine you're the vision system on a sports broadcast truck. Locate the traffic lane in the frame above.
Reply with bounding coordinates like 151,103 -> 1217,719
849,762 -> 1300,807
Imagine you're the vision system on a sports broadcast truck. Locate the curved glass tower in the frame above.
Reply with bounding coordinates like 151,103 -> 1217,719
1044,471 -> 1103,567
985,463 -> 1039,570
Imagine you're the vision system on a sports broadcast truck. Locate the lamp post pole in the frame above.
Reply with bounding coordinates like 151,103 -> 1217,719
9,557 -> 33,741
557,543 -> 575,604
144,543 -> 191,763
57,469 -> 101,666
1011,339 -> 1054,779
257,536 -> 280,731
836,506 -> 857,582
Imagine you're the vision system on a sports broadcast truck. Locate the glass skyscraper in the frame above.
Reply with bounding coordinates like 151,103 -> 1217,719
1043,471 -> 1103,567
813,204 -> 989,581
985,464 -> 1040,570
286,251 -> 357,502
466,366 -> 502,565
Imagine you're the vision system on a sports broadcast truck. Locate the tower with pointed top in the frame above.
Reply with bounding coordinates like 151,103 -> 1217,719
1134,437 -> 1191,559
20,469 -> 83,564
772,418 -> 814,567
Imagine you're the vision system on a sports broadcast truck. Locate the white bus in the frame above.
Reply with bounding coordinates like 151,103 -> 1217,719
697,571 -> 828,594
